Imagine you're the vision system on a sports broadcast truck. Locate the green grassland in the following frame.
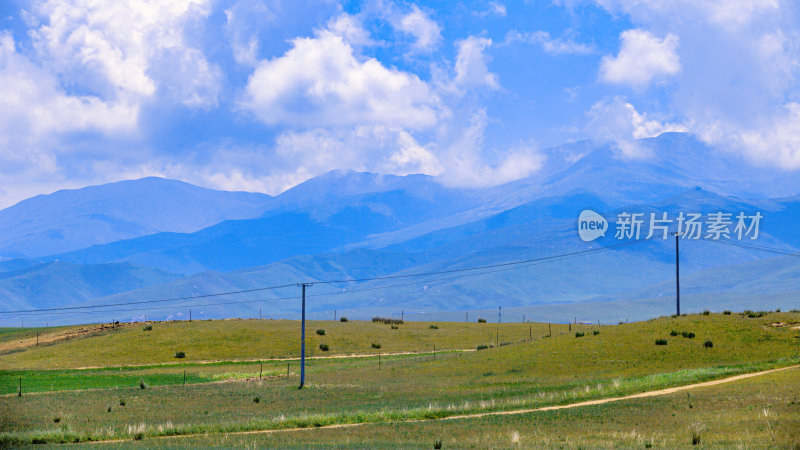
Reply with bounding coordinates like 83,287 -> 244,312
1,312 -> 799,446
82,366 -> 800,449
0,319 -> 553,369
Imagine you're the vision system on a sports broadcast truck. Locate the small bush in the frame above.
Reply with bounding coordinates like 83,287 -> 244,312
391,325 -> 399,329
139,380 -> 146,390
593,330 -> 600,335
703,340 -> 714,348
776,308 -> 781,312
499,341 -> 512,346
434,439 -> 443,449
319,343 -> 329,351
174,351 -> 186,358
681,331 -> 695,339
655,339 -> 668,346
723,310 -> 732,315
107,406 -> 111,412
53,417 -> 61,423
316,329 -> 325,336
429,325 -> 439,329
134,433 -> 143,441
477,318 -> 487,323
119,398 -> 126,406
371,342 -> 381,349
476,344 -> 489,351
253,396 -> 260,403
702,310 -> 710,315
340,317 -> 349,322
575,332 -> 585,337
670,330 -> 679,336
143,325 -> 152,331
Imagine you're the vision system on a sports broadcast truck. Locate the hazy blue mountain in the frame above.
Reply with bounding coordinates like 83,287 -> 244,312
5,132 -> 800,325
0,261 -> 180,312
0,177 -> 271,258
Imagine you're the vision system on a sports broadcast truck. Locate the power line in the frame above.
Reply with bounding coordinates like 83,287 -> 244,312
702,237 -> 800,257
0,282 -> 298,315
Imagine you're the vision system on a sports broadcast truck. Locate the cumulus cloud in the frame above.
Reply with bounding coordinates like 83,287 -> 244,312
241,20 -> 440,129
453,36 -> 499,90
588,0 -> 800,170
503,30 -> 594,54
396,5 -> 442,51
29,0 -> 221,107
224,0 -> 278,66
473,1 -> 507,17
587,97 -> 688,158
438,110 -> 544,186
599,29 -> 680,87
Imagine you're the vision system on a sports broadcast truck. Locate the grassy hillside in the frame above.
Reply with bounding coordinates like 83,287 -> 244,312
1,311 -> 799,446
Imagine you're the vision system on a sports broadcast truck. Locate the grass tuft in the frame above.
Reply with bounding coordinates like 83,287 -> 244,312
319,343 -> 329,352
315,329 -> 325,336
655,339 -> 668,346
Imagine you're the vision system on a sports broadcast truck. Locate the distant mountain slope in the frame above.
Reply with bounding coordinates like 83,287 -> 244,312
0,177 -> 271,258
0,261 -> 180,312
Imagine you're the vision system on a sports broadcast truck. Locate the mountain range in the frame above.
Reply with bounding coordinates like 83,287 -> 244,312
2,132 -> 799,326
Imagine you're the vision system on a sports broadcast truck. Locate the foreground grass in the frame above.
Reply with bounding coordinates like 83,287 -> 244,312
2,312 -> 799,446
80,366 -> 800,449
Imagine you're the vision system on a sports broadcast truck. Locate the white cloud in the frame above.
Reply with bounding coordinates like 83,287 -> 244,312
29,0 -> 221,107
587,0 -> 800,171
474,1 -> 507,17
396,5 -> 442,51
600,29 -> 680,87
503,30 -> 594,54
224,0 -> 278,67
454,36 -> 499,90
241,21 -> 440,129
587,97 -> 688,158
438,110 -> 544,186
592,0 -> 779,31
327,13 -> 376,47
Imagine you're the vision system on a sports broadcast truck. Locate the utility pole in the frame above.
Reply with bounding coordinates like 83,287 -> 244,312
499,306 -> 502,324
401,310 -> 404,322
298,283 -> 313,389
675,232 -> 681,316
466,312 -> 468,323
189,309 -> 192,322
259,308 -> 262,320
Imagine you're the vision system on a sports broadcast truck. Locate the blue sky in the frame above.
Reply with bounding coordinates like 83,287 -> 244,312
0,0 -> 798,208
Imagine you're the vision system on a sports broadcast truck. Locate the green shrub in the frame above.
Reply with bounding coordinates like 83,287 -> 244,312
670,330 -> 679,336
723,310 -> 732,315
593,330 -> 600,335
174,351 -> 186,358
119,398 -> 126,406
681,331 -> 695,339
703,310 -> 710,315
575,332 -> 585,337
253,396 -> 260,403
477,318 -> 487,323
429,325 -> 439,329
139,380 -> 146,389
107,406 -> 111,412
371,342 -> 381,349
53,417 -> 61,423
340,317 -> 348,322
655,339 -> 668,346
134,433 -> 143,441
434,439 -> 443,449
391,325 -> 399,329
319,343 -> 329,351
476,344 -> 489,350
142,325 -> 152,331
315,329 -> 325,336
703,340 -> 714,348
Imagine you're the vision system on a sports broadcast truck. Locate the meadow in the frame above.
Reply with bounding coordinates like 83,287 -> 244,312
1,311 -> 799,447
